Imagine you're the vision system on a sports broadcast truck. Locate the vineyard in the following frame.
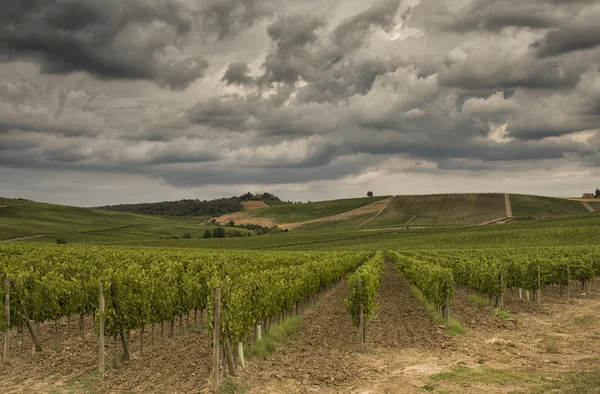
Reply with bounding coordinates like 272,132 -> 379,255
361,193 -> 508,228
3,196 -> 600,392
509,194 -> 589,217
586,201 -> 600,211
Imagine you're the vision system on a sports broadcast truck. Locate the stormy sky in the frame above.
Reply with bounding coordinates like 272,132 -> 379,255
1,0 -> 599,206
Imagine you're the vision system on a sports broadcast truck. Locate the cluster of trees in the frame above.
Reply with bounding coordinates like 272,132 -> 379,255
596,189 -> 600,197
205,220 -> 288,237
96,192 -> 287,216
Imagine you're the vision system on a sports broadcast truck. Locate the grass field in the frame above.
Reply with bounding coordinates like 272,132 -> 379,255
0,198 -> 246,242
248,196 -> 389,223
509,194 -> 588,217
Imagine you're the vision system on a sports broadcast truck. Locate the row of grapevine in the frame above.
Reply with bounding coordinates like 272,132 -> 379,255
399,246 -> 600,304
345,251 -> 384,344
388,251 -> 454,323
0,244 -> 370,358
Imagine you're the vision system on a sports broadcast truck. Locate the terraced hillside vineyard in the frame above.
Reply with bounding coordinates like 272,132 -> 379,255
509,194 -> 588,217
586,201 -> 600,211
362,193 -> 507,228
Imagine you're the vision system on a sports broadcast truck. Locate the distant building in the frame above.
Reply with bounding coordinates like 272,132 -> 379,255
582,193 -> 594,198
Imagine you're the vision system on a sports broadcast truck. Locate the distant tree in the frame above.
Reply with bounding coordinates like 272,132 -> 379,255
228,220 -> 235,227
212,227 -> 226,238
56,238 -> 67,244
226,230 -> 243,237
596,189 -> 600,198
182,233 -> 192,239
367,191 -> 374,197
203,229 -> 212,238
210,218 -> 217,224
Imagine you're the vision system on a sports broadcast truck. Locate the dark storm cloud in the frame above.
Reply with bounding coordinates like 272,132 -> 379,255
330,0 -> 401,49
200,0 -> 277,39
222,62 -> 255,86
0,0 -> 207,89
258,1 -> 401,88
408,0 -> 591,33
1,0 -> 600,200
532,23 -> 600,57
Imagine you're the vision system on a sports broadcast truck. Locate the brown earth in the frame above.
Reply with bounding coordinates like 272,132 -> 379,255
213,211 -> 278,227
242,201 -> 269,210
212,197 -> 394,230
2,271 -> 600,393
0,316 -> 213,393
581,201 -> 595,212
504,193 -> 513,217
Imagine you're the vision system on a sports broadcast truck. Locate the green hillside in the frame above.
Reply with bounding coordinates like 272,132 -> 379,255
249,196 -> 389,223
509,195 -> 588,217
0,198 -> 244,242
361,193 -> 506,228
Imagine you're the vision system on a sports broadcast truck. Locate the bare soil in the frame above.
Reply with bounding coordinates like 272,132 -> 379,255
0,316 -> 213,393
504,193 -> 513,217
213,212 -> 278,227
242,201 -> 269,211
213,197 -> 394,230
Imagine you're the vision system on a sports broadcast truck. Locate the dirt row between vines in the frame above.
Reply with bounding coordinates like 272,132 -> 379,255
233,265 -> 600,393
234,262 -> 449,393
0,316 -> 213,393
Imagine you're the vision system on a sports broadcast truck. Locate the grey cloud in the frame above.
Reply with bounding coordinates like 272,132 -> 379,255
532,23 -> 600,57
222,62 -> 255,85
331,0 -> 401,47
408,0 -> 590,33
2,0 -> 600,201
201,0 -> 277,39
0,0 -> 206,89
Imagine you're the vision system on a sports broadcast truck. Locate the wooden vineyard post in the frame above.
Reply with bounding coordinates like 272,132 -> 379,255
537,265 -> 542,306
3,278 -> 10,362
358,278 -> 365,349
212,287 -> 221,393
238,342 -> 245,369
566,264 -> 571,302
499,271 -> 504,310
99,283 -> 105,375
256,324 -> 262,341
443,280 -> 450,325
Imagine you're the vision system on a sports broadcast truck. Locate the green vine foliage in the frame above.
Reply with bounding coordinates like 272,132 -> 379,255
0,243 -> 370,341
398,246 -> 600,298
345,251 -> 384,327
389,251 -> 454,309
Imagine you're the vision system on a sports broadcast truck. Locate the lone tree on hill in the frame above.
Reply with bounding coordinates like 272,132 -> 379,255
367,191 -> 374,197
596,189 -> 600,198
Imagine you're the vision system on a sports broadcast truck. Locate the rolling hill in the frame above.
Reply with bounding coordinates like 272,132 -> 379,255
281,194 -> 595,231
3,192 -> 596,244
0,197 -> 246,242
